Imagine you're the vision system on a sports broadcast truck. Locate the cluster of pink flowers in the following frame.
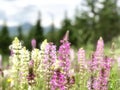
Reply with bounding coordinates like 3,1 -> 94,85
88,37 -> 112,90
50,31 -> 75,90
78,48 -> 86,70
44,42 -> 57,89
44,42 -> 57,66
58,31 -> 71,73
50,69 -> 67,90
98,57 -> 112,90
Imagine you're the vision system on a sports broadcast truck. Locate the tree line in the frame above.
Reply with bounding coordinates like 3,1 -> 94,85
0,0 -> 120,54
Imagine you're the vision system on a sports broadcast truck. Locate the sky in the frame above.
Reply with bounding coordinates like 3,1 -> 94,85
0,0 -> 82,27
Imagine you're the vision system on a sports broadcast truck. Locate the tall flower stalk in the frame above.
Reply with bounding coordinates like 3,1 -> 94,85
50,31 -> 75,90
77,48 -> 88,89
88,37 -> 104,90
31,48 -> 41,76
58,31 -> 71,73
9,37 -> 23,88
27,60 -> 35,90
88,37 -> 112,90
44,42 -> 57,89
19,47 -> 30,89
98,57 -> 112,90
31,39 -> 36,49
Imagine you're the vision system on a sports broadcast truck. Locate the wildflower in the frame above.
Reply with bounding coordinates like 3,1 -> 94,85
58,31 -> 71,73
50,68 -> 67,90
88,37 -> 104,90
43,42 -> 57,89
78,48 -> 88,89
9,37 -> 23,88
94,37 -> 104,60
27,60 -> 35,85
7,78 -> 12,83
51,31 -> 75,90
88,37 -> 112,90
44,42 -> 57,65
78,48 -> 86,67
31,39 -> 36,49
31,48 -> 41,75
98,57 -> 112,90
19,47 -> 30,89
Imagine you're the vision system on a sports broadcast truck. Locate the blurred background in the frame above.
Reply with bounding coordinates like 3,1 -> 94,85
0,0 -> 120,55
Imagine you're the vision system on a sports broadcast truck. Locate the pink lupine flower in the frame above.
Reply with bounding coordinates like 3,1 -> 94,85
98,57 -> 112,90
78,48 -> 88,89
50,69 -> 67,90
78,48 -> 87,68
43,42 -> 57,89
94,37 -> 104,58
88,54 -> 98,90
88,37 -> 105,90
31,39 -> 36,49
90,37 -> 104,71
89,54 -> 98,72
58,31 -> 71,73
44,42 -> 57,65
27,60 -> 35,85
50,31 -> 75,90
88,37 -> 112,90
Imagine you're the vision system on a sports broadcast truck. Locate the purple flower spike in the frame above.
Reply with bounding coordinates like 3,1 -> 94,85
31,39 -> 36,49
27,60 -> 35,85
63,30 -> 69,41
95,37 -> 104,57
50,69 -> 67,90
60,31 -> 69,43
78,48 -> 85,64
58,31 -> 71,73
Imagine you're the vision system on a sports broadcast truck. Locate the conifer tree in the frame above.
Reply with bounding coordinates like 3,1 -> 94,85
0,22 -> 11,54
98,0 -> 120,42
59,11 -> 77,46
34,12 -> 44,48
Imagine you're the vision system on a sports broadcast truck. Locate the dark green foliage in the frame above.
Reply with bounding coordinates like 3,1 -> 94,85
34,17 -> 44,48
58,15 -> 71,40
25,27 -> 35,50
0,22 -> 11,54
48,22 -> 56,43
71,0 -> 120,46
58,12 -> 78,46
27,12 -> 44,49
33,13 -> 44,48
98,0 -> 120,42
